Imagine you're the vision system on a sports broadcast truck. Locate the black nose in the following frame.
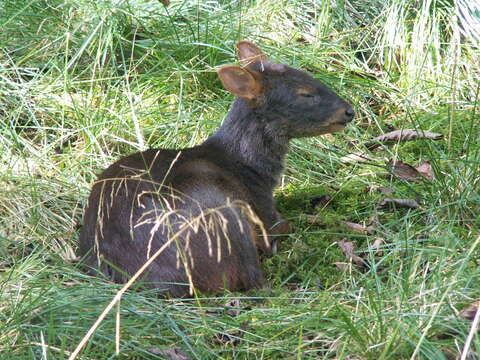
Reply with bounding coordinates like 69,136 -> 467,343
345,107 -> 355,122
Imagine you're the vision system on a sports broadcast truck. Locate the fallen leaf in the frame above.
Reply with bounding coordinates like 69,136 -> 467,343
374,129 -> 443,143
377,198 -> 421,210
387,159 -> 424,183
459,300 -> 480,322
376,129 -> 442,142
340,221 -> 375,235
369,238 -> 385,253
337,240 -> 366,267
415,161 -> 434,181
148,347 -> 189,360
333,262 -> 349,271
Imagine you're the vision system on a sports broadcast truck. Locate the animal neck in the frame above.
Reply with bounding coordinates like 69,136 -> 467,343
204,98 -> 289,190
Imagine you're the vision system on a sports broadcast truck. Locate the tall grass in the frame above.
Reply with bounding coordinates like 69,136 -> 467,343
0,0 -> 478,359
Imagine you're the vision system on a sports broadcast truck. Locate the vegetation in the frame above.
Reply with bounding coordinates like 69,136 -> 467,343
0,0 -> 478,359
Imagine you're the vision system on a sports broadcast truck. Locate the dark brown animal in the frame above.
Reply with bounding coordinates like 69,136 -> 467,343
78,41 -> 354,297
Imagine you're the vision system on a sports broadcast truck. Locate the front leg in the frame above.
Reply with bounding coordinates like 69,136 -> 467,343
270,216 -> 290,238
254,207 -> 290,258
265,212 -> 290,256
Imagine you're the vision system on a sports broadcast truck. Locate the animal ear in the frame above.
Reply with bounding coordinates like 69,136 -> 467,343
217,65 -> 263,99
237,41 -> 267,67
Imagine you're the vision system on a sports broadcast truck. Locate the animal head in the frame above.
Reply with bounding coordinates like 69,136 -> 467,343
217,41 -> 354,138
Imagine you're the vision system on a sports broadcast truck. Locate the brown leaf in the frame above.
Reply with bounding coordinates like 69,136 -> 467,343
337,240 -> 366,267
333,262 -> 349,271
148,347 -> 189,360
374,129 -> 443,143
415,161 -> 434,181
369,237 -> 385,253
387,159 -> 424,183
459,300 -> 480,321
340,221 -> 375,235
378,198 -> 421,210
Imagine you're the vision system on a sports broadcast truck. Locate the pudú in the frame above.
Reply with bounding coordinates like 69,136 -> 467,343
79,41 -> 354,297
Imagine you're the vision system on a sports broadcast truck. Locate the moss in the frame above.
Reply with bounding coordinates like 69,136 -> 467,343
268,183 -> 371,289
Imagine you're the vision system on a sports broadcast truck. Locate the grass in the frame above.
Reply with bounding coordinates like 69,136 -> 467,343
0,0 -> 479,359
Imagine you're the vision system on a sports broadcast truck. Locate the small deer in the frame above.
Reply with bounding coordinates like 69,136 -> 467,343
78,41 -> 354,297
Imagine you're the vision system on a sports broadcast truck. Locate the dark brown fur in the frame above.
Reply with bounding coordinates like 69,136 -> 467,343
78,41 -> 354,297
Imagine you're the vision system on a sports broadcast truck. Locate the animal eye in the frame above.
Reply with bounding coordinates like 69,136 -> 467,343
300,93 -> 315,98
